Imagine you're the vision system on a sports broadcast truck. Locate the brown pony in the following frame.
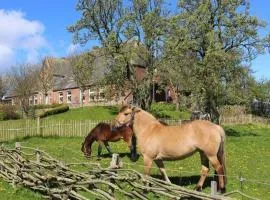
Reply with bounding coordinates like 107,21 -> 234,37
81,122 -> 136,160
114,106 -> 226,193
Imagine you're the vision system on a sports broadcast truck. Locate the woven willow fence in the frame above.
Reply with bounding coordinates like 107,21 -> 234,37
0,144 -> 230,200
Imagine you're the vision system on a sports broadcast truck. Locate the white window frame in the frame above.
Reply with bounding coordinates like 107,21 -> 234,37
34,95 -> 38,105
29,97 -> 33,105
59,92 -> 64,104
89,88 -> 95,102
67,91 -> 72,103
98,89 -> 105,101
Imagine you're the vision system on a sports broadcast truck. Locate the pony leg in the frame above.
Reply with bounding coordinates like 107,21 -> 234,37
195,152 -> 210,191
104,141 -> 112,155
208,156 -> 225,193
97,141 -> 103,159
154,159 -> 171,183
143,155 -> 153,179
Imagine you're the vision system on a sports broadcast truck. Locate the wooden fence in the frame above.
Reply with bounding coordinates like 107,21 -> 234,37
220,114 -> 270,125
0,119 -> 110,142
0,115 -> 269,142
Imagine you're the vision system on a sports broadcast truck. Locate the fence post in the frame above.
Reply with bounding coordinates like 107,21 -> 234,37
239,172 -> 244,200
108,154 -> 123,196
37,117 -> 40,136
36,148 -> 41,164
211,181 -> 217,196
15,142 -> 21,153
249,114 -> 252,124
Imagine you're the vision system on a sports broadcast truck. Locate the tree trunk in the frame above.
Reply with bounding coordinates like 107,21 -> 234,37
205,91 -> 220,124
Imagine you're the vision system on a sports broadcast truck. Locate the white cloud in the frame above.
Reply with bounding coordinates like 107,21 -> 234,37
0,10 -> 49,72
67,43 -> 80,55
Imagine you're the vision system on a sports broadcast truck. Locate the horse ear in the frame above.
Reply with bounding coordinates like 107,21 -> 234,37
132,107 -> 141,113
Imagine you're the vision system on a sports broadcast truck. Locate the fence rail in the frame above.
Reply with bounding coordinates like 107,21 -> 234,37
0,114 -> 269,142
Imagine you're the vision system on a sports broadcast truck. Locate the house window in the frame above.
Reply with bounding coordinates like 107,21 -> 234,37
89,89 -> 95,102
98,89 -> 105,101
80,90 -> 86,103
67,91 -> 72,103
59,92 -> 63,103
34,95 -> 38,105
29,97 -> 33,105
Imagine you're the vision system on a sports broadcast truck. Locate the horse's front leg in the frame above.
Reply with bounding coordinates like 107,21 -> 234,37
104,141 -> 112,155
97,141 -> 103,160
142,155 -> 153,191
154,159 -> 171,183
143,155 -> 153,179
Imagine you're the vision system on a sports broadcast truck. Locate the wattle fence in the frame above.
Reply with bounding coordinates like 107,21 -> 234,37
0,115 -> 269,142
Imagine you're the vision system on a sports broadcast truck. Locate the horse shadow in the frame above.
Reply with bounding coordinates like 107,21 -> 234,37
98,152 -> 140,161
152,174 -> 213,189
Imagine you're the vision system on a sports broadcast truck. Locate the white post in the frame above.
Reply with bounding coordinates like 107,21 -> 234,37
36,148 -> 41,164
109,153 -> 123,169
211,181 -> 217,196
15,142 -> 21,151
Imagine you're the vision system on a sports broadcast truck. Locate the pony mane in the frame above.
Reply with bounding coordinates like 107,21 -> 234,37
119,105 -> 130,112
158,120 -> 168,126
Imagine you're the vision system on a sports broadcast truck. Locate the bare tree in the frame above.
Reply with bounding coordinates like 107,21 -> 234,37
0,75 -> 8,102
39,58 -> 53,104
9,64 -> 40,117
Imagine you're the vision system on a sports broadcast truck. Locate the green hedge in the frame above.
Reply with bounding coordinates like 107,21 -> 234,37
32,103 -> 63,109
150,102 -> 191,119
39,104 -> 69,118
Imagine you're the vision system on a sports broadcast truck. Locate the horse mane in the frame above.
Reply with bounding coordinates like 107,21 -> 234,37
119,105 -> 130,112
158,120 -> 168,126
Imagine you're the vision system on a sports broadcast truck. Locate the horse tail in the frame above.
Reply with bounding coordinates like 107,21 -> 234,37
217,126 -> 227,185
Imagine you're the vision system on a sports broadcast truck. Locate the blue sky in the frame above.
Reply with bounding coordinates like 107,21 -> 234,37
0,0 -> 269,80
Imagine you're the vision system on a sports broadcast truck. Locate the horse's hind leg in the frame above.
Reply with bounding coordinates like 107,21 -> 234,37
208,155 -> 225,193
154,159 -> 171,183
104,141 -> 112,155
195,152 -> 210,191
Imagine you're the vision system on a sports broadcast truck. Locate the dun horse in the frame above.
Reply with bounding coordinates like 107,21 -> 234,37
114,106 -> 226,193
81,122 -> 136,160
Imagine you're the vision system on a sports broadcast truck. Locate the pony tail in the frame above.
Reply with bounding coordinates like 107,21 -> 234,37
217,134 -> 227,185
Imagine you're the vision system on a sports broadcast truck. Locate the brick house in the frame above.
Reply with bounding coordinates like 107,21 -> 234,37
2,42 -> 174,107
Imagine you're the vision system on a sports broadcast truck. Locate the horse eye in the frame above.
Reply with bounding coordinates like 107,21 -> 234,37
124,113 -> 129,116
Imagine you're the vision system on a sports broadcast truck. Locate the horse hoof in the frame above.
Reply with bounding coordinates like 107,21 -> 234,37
96,157 -> 101,161
194,185 -> 202,192
218,187 -> 226,194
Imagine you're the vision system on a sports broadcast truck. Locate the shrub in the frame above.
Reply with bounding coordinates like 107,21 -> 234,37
150,102 -> 191,119
32,103 -> 63,109
0,105 -> 20,120
39,104 -> 69,118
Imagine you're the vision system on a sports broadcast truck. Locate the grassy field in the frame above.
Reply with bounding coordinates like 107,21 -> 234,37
43,106 -> 119,120
42,103 -> 189,120
1,124 -> 270,199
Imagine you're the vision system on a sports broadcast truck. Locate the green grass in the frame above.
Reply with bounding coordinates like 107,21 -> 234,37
1,124 -> 270,199
43,106 -> 119,120
0,180 -> 43,200
42,104 -> 190,120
